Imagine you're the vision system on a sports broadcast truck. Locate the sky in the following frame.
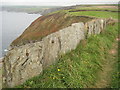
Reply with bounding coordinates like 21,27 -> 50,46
1,0 -> 119,6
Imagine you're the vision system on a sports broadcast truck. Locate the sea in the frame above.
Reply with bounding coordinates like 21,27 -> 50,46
0,11 -> 41,58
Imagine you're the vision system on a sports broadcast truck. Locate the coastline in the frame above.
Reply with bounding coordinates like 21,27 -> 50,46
1,10 -> 40,15
1,11 -> 41,60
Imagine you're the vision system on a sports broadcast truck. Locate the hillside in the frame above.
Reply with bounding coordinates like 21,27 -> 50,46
11,12 -> 94,46
11,5 -> 119,47
40,5 -> 119,15
2,5 -> 119,88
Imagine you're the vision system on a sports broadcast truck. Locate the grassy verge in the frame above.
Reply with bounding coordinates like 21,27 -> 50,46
110,49 -> 119,88
68,11 -> 118,19
48,7 -> 119,19
110,23 -> 120,88
16,22 -> 118,88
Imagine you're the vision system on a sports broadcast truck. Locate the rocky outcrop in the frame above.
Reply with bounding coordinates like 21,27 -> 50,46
3,18 -> 110,87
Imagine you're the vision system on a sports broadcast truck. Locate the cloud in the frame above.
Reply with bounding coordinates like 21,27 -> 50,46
1,0 -> 119,6
2,0 -> 119,3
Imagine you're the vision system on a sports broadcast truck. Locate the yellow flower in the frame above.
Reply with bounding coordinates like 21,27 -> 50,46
53,77 -> 55,79
58,69 -> 60,71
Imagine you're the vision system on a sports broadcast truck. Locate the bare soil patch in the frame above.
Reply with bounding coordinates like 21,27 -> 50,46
94,6 -> 118,9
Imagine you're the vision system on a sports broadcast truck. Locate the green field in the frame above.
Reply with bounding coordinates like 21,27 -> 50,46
48,6 -> 119,19
68,11 -> 118,19
16,6 -> 119,88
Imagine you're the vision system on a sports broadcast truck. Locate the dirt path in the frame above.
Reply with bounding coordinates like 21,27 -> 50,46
94,6 -> 118,9
93,38 -> 118,88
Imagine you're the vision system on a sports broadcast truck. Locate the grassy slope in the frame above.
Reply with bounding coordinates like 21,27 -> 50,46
68,11 -> 118,19
16,7 -> 119,88
110,22 -> 120,88
11,6 -> 119,46
11,12 -> 93,46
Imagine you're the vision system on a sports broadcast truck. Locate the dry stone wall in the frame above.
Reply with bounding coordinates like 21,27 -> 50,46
3,18 -> 108,87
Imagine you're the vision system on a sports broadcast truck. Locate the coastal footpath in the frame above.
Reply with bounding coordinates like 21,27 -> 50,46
2,16 -> 115,87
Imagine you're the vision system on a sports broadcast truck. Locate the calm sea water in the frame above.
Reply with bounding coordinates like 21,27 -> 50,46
0,11 -> 41,57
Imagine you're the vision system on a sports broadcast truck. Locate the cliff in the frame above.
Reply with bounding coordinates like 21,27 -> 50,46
2,10 -> 115,87
10,12 -> 94,47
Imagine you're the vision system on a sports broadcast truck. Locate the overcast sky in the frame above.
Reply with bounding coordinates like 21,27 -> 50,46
1,0 -> 119,6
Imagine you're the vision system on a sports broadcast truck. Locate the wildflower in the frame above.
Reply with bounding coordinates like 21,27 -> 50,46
63,77 -> 65,79
58,69 -> 60,71
53,77 -> 55,79
29,81 -> 33,85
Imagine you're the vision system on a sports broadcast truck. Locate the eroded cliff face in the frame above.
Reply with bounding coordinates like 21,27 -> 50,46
10,13 -> 94,47
3,18 -> 108,87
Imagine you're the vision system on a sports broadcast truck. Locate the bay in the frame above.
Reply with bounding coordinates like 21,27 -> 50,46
0,11 -> 41,57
